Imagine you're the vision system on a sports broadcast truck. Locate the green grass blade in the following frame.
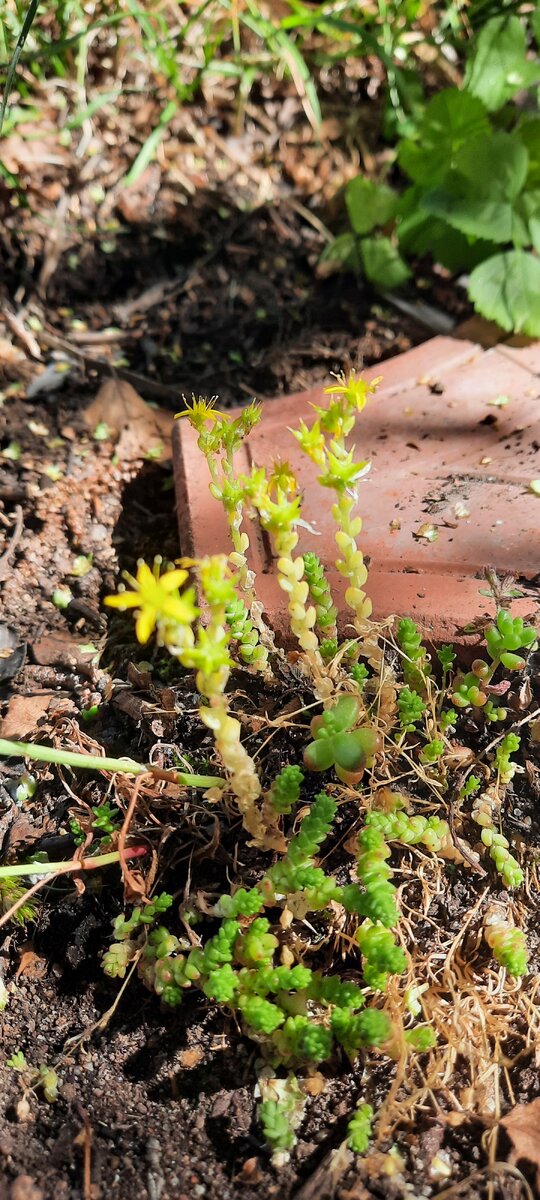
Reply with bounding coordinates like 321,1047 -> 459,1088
122,99 -> 177,187
0,0 -> 40,133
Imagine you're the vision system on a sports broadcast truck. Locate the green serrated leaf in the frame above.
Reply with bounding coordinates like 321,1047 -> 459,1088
398,90 -> 490,187
464,15 -> 540,112
454,132 -> 529,201
517,117 -> 540,187
359,237 -> 411,289
468,250 -> 540,336
515,191 -> 540,253
533,5 -> 540,48
397,187 -> 494,270
421,191 -> 514,244
345,177 -> 398,235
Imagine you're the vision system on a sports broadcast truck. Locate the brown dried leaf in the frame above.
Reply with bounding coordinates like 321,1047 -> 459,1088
83,379 -> 172,462
236,1157 -> 263,1185
0,693 -> 53,739
178,1047 -> 205,1069
501,1099 -> 540,1188
302,1072 -> 326,1097
15,948 -> 48,982
31,632 -> 94,669
414,522 -> 438,542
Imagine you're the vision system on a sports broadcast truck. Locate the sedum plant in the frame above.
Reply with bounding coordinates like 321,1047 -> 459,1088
292,371 -> 379,632
303,551 -> 338,640
103,790 -> 398,1158
2,365 -> 536,1166
106,554 -> 265,842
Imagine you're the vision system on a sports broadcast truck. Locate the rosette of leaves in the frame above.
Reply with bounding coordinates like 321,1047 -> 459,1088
303,695 -> 378,785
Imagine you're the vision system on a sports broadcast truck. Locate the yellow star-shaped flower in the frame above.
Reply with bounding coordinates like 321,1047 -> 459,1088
324,370 -> 381,413
105,561 -> 198,644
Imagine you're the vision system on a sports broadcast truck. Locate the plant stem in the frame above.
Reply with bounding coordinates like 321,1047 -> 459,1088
0,847 -> 145,880
0,738 -> 223,789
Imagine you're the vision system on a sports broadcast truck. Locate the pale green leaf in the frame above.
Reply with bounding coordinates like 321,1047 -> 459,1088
421,191 -> 514,244
454,132 -> 528,201
468,250 -> 540,336
345,176 -> 398,235
398,90 -> 489,187
359,237 -> 411,289
464,15 -> 540,112
318,232 -> 360,272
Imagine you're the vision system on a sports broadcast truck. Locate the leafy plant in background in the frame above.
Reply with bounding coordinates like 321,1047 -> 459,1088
327,11 -> 540,335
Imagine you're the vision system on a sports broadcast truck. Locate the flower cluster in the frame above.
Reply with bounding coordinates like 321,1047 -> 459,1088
105,559 -> 198,648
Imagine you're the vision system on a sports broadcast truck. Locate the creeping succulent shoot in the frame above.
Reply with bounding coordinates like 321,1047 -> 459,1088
397,618 -> 431,693
485,921 -> 528,977
485,610 -> 537,671
472,791 -> 523,888
303,552 -> 338,639
348,1102 -> 374,1154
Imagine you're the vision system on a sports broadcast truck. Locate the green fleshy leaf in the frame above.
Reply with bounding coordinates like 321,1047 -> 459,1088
331,694 -> 361,733
333,728 -> 377,772
303,739 -> 335,772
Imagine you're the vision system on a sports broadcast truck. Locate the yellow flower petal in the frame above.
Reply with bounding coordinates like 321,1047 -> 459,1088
104,592 -> 140,609
135,608 -> 156,644
160,569 -> 189,591
135,562 -> 155,588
